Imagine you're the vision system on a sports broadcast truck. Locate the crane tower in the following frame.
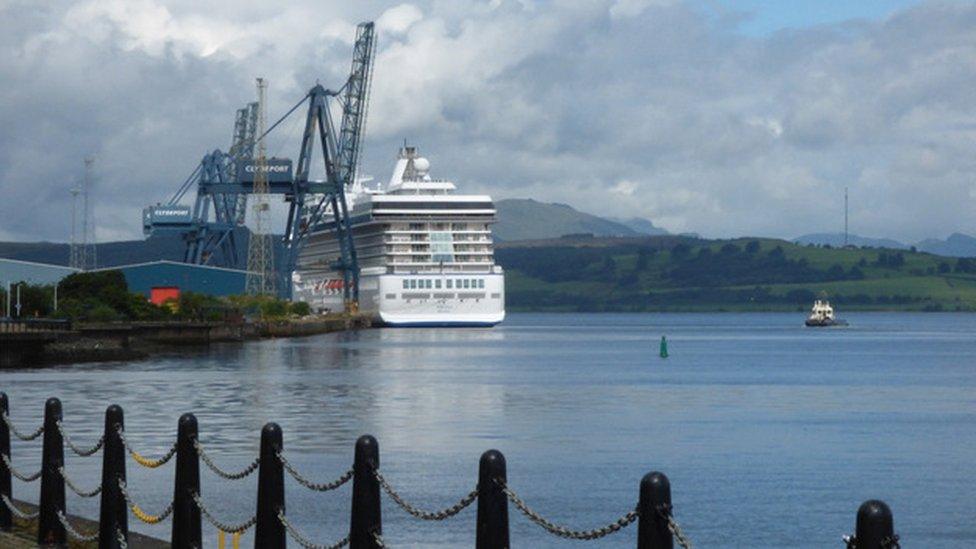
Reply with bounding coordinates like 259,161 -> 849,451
245,78 -> 276,296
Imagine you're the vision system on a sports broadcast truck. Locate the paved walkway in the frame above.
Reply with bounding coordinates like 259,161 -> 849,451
1,499 -> 168,548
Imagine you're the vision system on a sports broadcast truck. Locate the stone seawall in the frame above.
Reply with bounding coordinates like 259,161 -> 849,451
0,314 -> 374,368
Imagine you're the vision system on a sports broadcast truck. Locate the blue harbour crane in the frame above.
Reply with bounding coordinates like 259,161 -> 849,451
142,22 -> 375,309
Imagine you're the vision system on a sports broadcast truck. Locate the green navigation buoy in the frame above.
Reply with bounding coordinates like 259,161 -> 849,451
660,336 -> 669,358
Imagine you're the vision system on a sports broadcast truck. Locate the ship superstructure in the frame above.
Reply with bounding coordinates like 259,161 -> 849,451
293,147 -> 505,326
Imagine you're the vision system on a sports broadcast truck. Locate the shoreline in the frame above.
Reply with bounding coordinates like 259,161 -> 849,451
0,314 -> 373,368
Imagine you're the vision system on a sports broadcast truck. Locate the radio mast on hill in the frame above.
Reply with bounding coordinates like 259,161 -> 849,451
844,186 -> 849,247
245,78 -> 277,296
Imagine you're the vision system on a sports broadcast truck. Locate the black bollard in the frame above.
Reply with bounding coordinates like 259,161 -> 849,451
98,405 -> 127,549
637,472 -> 673,549
476,449 -> 509,549
854,500 -> 897,549
0,392 -> 10,531
349,435 -> 382,549
255,423 -> 285,549
171,413 -> 201,549
38,397 -> 66,547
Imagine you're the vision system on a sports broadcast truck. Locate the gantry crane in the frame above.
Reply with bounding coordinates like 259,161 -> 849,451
143,22 -> 375,309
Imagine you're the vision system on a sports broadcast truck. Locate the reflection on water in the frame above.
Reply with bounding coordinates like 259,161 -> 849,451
1,313 -> 975,547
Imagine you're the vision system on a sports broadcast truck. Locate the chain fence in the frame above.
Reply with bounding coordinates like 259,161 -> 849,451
0,493 -> 39,520
278,510 -> 350,549
117,426 -> 177,469
193,492 -> 256,534
59,466 -> 102,498
1,412 -> 44,441
118,478 -> 174,525
278,451 -> 353,492
844,534 -> 901,549
57,509 -> 100,542
373,467 -> 477,521
1,452 -> 42,482
56,420 -> 104,457
497,479 -> 639,541
194,439 -> 260,480
658,505 -> 693,549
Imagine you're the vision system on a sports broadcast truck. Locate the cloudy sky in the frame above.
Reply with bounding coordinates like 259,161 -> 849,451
1,0 -> 974,243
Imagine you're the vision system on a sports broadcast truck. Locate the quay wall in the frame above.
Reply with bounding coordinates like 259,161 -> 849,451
0,314 -> 373,368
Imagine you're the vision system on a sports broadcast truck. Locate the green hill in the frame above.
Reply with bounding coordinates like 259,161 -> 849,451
495,237 -> 976,312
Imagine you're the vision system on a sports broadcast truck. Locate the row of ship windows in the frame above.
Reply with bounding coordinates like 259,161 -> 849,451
402,278 -> 486,290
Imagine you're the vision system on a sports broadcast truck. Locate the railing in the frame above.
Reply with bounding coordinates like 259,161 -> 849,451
0,319 -> 72,334
0,393 -> 901,549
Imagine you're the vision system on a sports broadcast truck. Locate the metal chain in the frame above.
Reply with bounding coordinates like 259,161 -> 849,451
56,420 -> 104,457
659,506 -> 693,549
372,531 -> 386,548
278,510 -> 350,549
117,426 -> 177,469
59,466 -> 102,498
373,468 -> 477,521
843,534 -> 899,549
118,478 -> 174,525
57,510 -> 100,542
117,527 -> 128,549
1,412 -> 44,441
193,492 -> 256,534
278,451 -> 353,492
194,439 -> 260,480
1,453 -> 42,482
497,479 -> 639,540
883,535 -> 901,549
0,494 -> 39,520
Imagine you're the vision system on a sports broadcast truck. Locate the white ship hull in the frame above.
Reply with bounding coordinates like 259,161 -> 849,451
296,272 -> 505,327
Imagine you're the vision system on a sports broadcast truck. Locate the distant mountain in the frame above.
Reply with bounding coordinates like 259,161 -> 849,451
794,232 -> 908,249
493,199 -> 642,241
608,217 -> 669,236
915,233 -> 976,257
0,235 -> 185,267
0,229 -> 290,270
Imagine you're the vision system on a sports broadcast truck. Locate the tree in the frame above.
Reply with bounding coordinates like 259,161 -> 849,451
826,264 -> 846,279
671,243 -> 691,259
938,261 -> 951,274
955,258 -> 976,274
720,243 -> 741,255
290,302 -> 311,316
745,240 -> 761,254
636,247 -> 655,270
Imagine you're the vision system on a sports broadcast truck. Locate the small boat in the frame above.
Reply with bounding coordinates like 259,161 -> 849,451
805,299 -> 848,327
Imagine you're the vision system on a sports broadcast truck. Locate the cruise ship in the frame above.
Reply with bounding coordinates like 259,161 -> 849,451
292,147 -> 505,326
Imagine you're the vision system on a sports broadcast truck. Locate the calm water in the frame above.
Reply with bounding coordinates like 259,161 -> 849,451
2,313 -> 974,547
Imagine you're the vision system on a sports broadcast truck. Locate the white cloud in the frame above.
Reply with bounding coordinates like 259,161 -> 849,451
2,0 -> 976,244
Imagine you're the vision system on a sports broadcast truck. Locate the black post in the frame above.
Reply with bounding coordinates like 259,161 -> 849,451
476,449 -> 509,549
349,435 -> 381,549
171,413 -> 201,549
38,397 -> 66,547
255,423 -> 285,549
637,472 -> 673,549
98,405 -> 127,549
0,392 -> 10,532
854,500 -> 896,549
